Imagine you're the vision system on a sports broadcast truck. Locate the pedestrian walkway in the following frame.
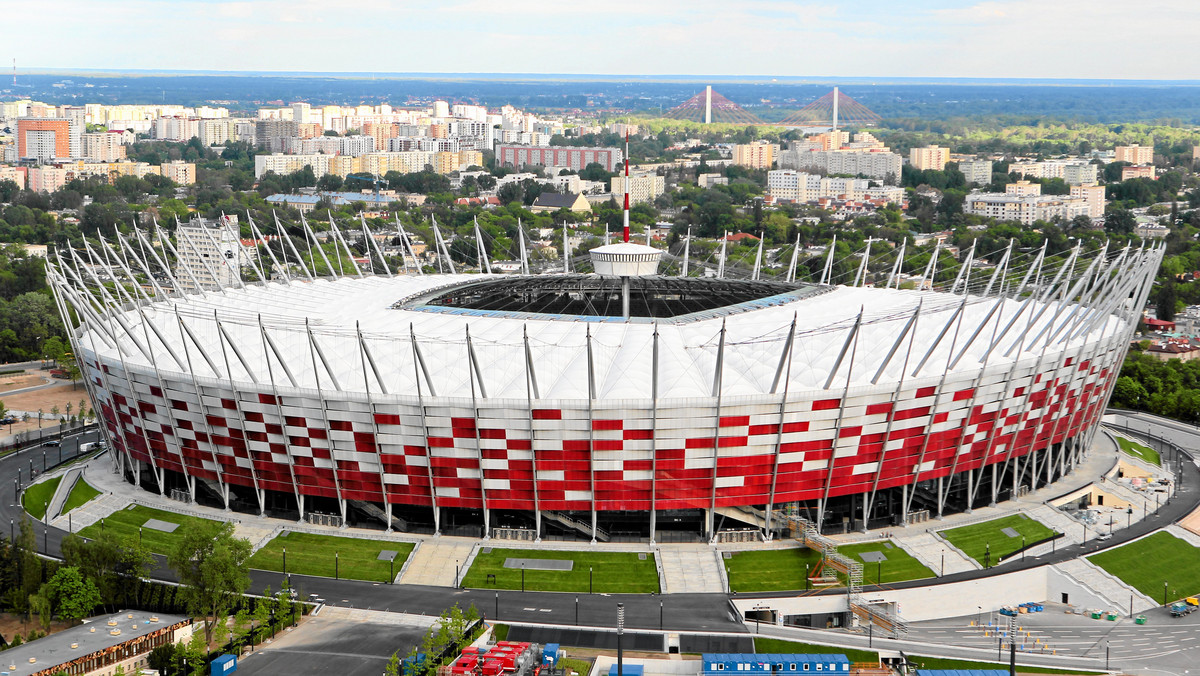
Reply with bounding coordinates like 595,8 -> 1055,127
317,605 -> 438,627
1053,557 -> 1155,613
1166,524 -> 1200,548
50,491 -> 130,532
658,545 -> 725,594
398,538 -> 476,587
44,466 -> 82,522
1025,504 -> 1083,544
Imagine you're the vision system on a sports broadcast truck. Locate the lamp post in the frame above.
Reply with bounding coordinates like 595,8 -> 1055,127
335,551 -> 339,580
1164,581 -> 1168,606
576,596 -> 579,625
283,548 -> 287,575
390,553 -> 395,584
1021,536 -> 1025,562
877,560 -> 882,584
660,600 -> 663,631
616,603 -> 625,676
139,526 -> 143,546
521,563 -> 526,593
43,526 -> 47,554
940,551 -> 944,577
985,542 -> 990,568
805,563 -> 810,591
495,592 -> 499,619
589,566 -> 593,594
456,559 -> 460,588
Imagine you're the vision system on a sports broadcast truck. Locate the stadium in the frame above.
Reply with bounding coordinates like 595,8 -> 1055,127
48,224 -> 1160,542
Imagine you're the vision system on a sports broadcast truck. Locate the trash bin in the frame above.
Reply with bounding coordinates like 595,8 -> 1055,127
1135,616 -> 1147,625
1106,612 -> 1118,621
1090,611 -> 1102,619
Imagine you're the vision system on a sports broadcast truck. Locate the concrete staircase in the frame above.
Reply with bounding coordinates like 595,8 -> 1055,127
398,538 -> 477,587
896,531 -> 979,576
49,491 -> 130,532
1054,557 -> 1155,613
1026,504 -> 1083,544
659,545 -> 726,593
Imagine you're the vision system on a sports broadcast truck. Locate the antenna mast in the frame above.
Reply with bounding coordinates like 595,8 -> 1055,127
622,131 -> 630,243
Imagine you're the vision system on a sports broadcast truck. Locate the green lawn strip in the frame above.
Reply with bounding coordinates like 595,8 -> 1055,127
60,478 -> 102,515
558,658 -> 593,676
461,548 -> 659,593
908,655 -> 1102,674
940,514 -> 1058,565
248,531 -> 414,583
1114,436 -> 1161,466
76,505 -> 220,556
724,548 -> 825,592
22,475 -> 62,520
837,541 -> 935,584
1088,531 -> 1200,602
492,624 -> 510,642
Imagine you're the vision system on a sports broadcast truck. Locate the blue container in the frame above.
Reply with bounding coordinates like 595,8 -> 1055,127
211,654 -> 238,675
609,666 -> 644,676
544,643 -> 560,666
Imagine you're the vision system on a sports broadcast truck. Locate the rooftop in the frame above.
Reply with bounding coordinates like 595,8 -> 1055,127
0,610 -> 188,675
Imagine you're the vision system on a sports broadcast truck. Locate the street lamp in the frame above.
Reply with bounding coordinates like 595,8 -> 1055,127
575,596 -> 579,625
283,547 -> 287,575
335,551 -> 339,580
1021,537 -> 1025,562
616,603 -> 625,676
495,592 -> 499,619
589,566 -> 593,594
521,563 -> 525,593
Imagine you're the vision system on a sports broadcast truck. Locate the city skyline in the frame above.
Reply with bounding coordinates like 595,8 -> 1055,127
6,0 -> 1196,80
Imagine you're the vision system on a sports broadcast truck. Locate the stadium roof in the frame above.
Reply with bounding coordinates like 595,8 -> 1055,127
664,88 -> 762,124
75,273 -> 1126,402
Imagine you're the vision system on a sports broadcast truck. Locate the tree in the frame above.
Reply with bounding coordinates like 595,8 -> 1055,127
168,521 -> 252,644
60,352 -> 82,388
1154,279 -> 1178,322
42,566 -> 103,623
147,643 -> 177,674
29,592 -> 51,631
1104,207 -> 1136,235
61,531 -> 155,610
42,336 -> 65,364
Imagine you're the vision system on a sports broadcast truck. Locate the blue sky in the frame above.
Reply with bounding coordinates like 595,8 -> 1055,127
9,0 -> 1197,79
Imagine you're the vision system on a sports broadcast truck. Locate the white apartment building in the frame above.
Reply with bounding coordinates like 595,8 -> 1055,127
254,153 -> 332,179
160,160 -> 197,185
198,118 -> 239,147
1007,160 -> 1097,186
767,170 -> 870,202
154,116 -> 199,142
174,216 -> 256,291
964,192 -> 1090,225
958,159 -> 993,185
610,172 -> 666,205
778,148 -> 903,183
81,132 -> 126,162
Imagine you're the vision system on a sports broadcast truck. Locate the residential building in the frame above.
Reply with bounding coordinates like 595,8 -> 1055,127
1122,165 -> 1156,180
81,131 -> 127,162
958,159 -> 993,185
154,116 -> 199,142
1006,180 -> 1042,197
175,215 -> 256,291
731,141 -> 776,169
766,170 -> 870,203
963,192 -> 1090,225
610,172 -> 666,205
0,164 -> 26,188
16,118 -> 72,161
909,145 -> 950,171
530,192 -> 592,214
1007,160 -> 1097,186
1070,184 -> 1106,219
254,153 -> 332,179
1135,222 -> 1169,239
255,119 -> 299,150
26,166 -> 71,192
1115,144 -> 1154,165
778,148 -> 902,182
496,144 -> 623,172
198,118 -> 236,146
697,172 -> 728,188
160,160 -> 197,185
1062,163 -> 1098,186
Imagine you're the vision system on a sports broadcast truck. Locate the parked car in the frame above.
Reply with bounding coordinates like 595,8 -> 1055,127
43,440 -> 61,447
1096,532 -> 1112,541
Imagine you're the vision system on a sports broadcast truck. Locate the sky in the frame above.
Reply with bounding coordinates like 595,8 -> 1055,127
9,0 -> 1200,80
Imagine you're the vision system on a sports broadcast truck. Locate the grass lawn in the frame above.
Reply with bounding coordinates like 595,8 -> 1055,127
461,548 -> 659,593
1114,435 -> 1161,466
724,547 -> 825,592
558,658 -> 593,676
60,479 -> 102,515
248,531 -> 414,583
22,476 -> 62,520
940,514 -> 1058,566
1089,531 -> 1200,603
837,541 -> 935,584
76,505 -> 221,556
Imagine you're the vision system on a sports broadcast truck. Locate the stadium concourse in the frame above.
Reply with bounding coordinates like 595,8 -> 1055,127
47,215 -> 1161,544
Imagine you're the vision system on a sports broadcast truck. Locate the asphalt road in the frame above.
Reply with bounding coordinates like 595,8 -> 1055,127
236,617 -> 430,676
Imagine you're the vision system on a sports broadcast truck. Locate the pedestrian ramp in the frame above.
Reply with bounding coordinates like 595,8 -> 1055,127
1054,557 -> 1155,613
895,531 -> 978,576
44,467 -> 83,522
398,538 -> 477,587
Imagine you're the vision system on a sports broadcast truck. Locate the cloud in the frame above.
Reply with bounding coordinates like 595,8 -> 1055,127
6,0 -> 1200,79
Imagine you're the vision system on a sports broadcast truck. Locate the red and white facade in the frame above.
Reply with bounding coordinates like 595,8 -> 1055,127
48,235 -> 1161,539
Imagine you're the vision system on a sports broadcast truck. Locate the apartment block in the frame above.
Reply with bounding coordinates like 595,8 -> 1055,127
1115,144 -> 1154,165
909,145 -> 949,171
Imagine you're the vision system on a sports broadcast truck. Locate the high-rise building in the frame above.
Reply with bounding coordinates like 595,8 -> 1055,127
731,141 -> 776,169
16,118 -> 72,161
958,159 -> 993,185
1070,184 -> 1106,219
909,145 -> 949,171
159,161 -> 197,185
495,144 -> 623,172
81,132 -> 127,162
1115,144 -> 1154,165
174,216 -> 256,291
610,172 -> 666,205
